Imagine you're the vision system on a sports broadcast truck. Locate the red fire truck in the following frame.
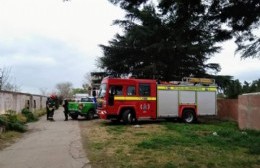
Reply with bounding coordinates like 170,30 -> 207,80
97,77 -> 217,124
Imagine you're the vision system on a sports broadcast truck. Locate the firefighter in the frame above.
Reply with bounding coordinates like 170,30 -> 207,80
46,94 -> 56,121
63,99 -> 69,121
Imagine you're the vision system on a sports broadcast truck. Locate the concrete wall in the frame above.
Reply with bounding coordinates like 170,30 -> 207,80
217,99 -> 238,121
0,91 -> 47,114
238,93 -> 260,130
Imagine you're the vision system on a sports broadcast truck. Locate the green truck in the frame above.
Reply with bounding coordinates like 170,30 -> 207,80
68,97 -> 96,120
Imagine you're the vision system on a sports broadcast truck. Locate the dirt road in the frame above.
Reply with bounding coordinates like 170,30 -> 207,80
0,108 -> 91,168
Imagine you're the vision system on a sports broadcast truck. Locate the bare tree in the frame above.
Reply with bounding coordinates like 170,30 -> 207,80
82,72 -> 92,91
83,72 -> 92,86
0,67 -> 11,90
4,82 -> 20,91
56,82 -> 73,98
0,66 -> 20,91
39,88 -> 48,96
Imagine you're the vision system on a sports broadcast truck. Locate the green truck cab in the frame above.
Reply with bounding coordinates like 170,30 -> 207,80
68,97 -> 96,120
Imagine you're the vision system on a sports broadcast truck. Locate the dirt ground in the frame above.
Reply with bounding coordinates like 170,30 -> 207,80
0,108 -> 91,168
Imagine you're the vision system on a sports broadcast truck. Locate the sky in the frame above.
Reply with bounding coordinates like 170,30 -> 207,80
0,0 -> 259,95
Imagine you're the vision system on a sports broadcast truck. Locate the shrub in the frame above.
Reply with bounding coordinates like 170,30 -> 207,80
34,109 -> 47,118
21,108 -> 38,122
5,114 -> 18,123
0,114 -> 27,133
16,114 -> 27,124
8,122 -> 27,133
0,115 -> 8,127
6,110 -> 16,115
1,108 -> 45,134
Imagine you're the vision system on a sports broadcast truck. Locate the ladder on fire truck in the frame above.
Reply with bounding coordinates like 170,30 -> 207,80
160,77 -> 216,86
182,77 -> 216,85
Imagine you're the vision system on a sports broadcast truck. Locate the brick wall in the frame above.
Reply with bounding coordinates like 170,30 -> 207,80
217,93 -> 260,131
238,93 -> 260,130
217,99 -> 238,121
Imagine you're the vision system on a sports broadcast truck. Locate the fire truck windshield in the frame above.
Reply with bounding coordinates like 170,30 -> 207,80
98,84 -> 107,98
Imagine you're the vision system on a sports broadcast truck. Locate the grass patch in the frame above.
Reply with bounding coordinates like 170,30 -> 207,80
0,108 -> 46,150
34,108 -> 47,118
105,124 -> 127,135
80,120 -> 260,168
0,131 -> 22,150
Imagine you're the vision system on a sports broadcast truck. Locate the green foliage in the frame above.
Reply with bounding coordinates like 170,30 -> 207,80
0,115 -> 8,127
225,79 -> 242,99
106,125 -> 127,135
7,122 -> 27,133
100,1 -> 223,80
214,75 -> 233,92
137,136 -> 175,149
34,108 -> 47,118
21,108 -> 38,122
101,1 -> 259,81
237,37 -> 260,59
16,114 -> 27,124
0,108 -> 45,134
0,114 -> 26,133
6,110 -> 16,115
109,0 -> 260,59
214,76 -> 260,98
227,79 -> 260,98
82,119 -> 260,168
72,88 -> 88,94
137,122 -> 260,155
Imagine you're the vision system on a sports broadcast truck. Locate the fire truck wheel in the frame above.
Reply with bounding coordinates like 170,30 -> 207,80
122,109 -> 135,124
182,110 -> 196,123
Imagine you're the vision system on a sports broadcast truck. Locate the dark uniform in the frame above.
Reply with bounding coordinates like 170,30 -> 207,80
63,99 -> 69,121
46,96 -> 56,121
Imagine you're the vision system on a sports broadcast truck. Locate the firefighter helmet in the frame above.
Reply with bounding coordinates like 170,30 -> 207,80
50,94 -> 57,99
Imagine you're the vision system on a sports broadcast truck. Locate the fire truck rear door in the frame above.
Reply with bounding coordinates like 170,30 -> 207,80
197,90 -> 216,115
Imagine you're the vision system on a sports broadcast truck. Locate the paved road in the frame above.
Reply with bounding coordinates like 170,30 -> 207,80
0,108 -> 91,168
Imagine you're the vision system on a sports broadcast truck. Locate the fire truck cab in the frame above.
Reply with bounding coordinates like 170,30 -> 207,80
97,76 -> 217,124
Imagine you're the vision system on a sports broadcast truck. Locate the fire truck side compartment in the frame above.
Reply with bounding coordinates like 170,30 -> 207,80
157,85 -> 216,117
157,90 -> 179,117
197,91 -> 216,115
